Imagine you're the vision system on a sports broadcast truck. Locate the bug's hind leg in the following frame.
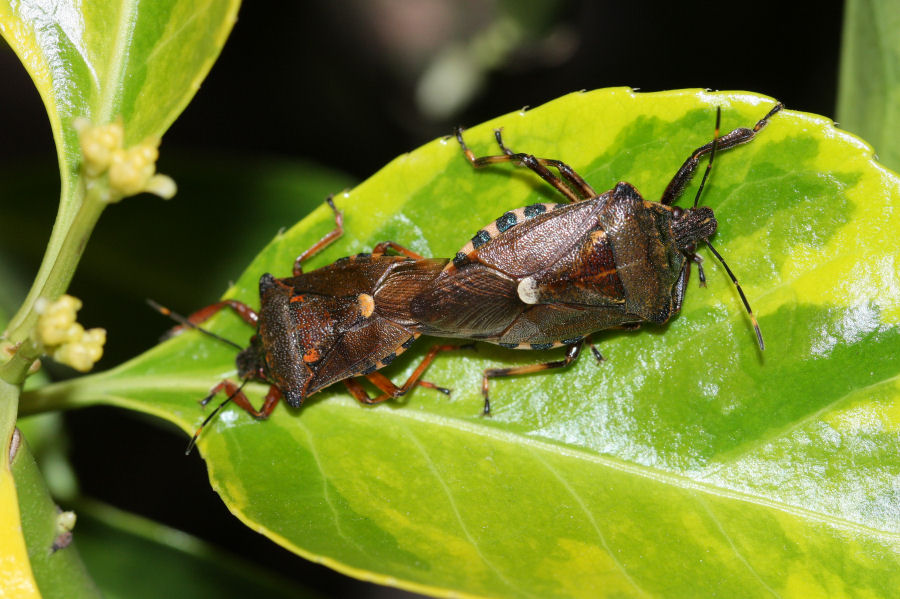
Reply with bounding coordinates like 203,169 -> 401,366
371,241 -> 425,259
455,127 -> 586,204
482,341 -> 583,416
660,103 -> 784,206
342,344 -> 474,404
293,195 -> 344,276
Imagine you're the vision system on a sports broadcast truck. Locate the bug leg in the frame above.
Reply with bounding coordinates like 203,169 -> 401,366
200,380 -> 281,418
185,380 -> 281,454
493,129 -> 598,199
455,127 -> 583,203
482,341 -> 583,416
416,380 -> 452,395
157,299 -> 259,338
691,254 -> 706,287
371,241 -> 425,259
660,103 -> 784,206
293,195 -> 344,276
584,335 -> 605,364
343,344 -> 473,404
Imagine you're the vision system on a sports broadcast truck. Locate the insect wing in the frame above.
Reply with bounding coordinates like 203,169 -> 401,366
461,200 -> 604,278
410,263 -> 523,339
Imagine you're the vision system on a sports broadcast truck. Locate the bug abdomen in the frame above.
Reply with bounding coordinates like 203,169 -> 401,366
410,263 -> 524,338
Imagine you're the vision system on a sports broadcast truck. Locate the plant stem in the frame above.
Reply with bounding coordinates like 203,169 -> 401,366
1,180 -> 108,385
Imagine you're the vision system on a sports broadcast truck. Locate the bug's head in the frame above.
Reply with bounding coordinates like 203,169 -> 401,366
670,205 -> 717,254
235,335 -> 264,379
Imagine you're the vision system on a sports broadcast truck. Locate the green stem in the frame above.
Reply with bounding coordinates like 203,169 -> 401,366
0,340 -> 41,387
1,181 -> 107,385
1,377 -> 20,430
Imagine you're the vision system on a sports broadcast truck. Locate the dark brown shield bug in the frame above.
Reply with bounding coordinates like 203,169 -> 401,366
407,103 -> 782,412
154,197 -> 468,452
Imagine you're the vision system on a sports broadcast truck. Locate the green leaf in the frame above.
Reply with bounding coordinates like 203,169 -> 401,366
0,0 -> 240,345
0,0 -> 239,200
25,89 -> 900,598
837,0 -> 900,171
74,500 -> 320,599
10,436 -> 100,599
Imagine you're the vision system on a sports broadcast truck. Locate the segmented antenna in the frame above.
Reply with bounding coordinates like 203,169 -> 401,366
705,241 -> 764,351
185,379 -> 249,455
694,106 -> 722,208
693,106 -> 764,351
147,299 -> 243,350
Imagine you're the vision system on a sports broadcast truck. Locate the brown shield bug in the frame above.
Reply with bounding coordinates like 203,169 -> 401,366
410,103 -> 783,413
154,197 -> 466,453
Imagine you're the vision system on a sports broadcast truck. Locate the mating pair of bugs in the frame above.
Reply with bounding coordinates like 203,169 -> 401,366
158,102 -> 783,453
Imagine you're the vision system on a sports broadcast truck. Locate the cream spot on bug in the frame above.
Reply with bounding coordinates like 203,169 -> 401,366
517,277 -> 540,305
358,293 -> 375,318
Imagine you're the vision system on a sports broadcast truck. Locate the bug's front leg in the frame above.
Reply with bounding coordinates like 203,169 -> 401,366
201,379 -> 282,418
185,380 -> 282,454
481,341 -> 583,416
691,254 -> 706,287
660,103 -> 784,206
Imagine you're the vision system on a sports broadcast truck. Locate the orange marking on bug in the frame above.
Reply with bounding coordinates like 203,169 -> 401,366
303,348 -> 320,363
290,294 -> 306,303
358,293 -> 375,318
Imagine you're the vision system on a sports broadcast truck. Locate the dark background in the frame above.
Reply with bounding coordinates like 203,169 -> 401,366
0,1 -> 845,597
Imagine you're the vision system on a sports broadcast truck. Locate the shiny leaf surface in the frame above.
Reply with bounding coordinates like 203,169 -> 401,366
25,89 -> 900,598
0,0 -> 239,200
0,0 -> 240,342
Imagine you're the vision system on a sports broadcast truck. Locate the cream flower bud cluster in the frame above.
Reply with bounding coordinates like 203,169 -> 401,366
33,295 -> 106,372
74,118 -> 177,202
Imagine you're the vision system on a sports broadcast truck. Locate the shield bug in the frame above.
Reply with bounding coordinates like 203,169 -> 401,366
155,197 -> 466,452
410,103 -> 782,413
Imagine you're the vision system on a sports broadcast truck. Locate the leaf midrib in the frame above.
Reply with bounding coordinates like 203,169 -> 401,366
54,372 -> 900,540
95,1 -> 138,124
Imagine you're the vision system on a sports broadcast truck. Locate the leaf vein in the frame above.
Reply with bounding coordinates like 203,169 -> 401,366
296,419 -> 367,555
399,422 -> 538,598
528,447 -> 650,597
697,496 -> 782,598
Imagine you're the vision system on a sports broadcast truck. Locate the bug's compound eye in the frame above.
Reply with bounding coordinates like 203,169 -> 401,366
672,205 -> 684,219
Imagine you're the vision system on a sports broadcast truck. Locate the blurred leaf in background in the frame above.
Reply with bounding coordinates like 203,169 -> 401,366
837,0 -> 900,171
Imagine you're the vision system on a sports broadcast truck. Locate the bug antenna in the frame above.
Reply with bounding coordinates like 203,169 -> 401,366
693,107 -> 722,208
147,299 -> 243,350
185,379 -> 249,455
705,240 -> 764,351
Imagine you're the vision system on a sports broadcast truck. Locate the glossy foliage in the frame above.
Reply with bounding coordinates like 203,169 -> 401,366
11,438 -> 100,599
838,0 -> 900,171
24,89 -> 900,598
0,0 -> 239,594
0,0 -> 239,203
